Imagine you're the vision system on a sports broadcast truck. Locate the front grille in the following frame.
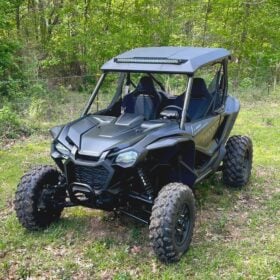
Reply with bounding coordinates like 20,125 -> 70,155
73,164 -> 110,190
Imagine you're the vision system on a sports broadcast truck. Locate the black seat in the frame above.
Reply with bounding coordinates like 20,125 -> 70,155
187,78 -> 212,120
122,76 -> 161,120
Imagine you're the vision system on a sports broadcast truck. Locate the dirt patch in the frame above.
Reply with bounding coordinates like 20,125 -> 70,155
88,215 -> 131,242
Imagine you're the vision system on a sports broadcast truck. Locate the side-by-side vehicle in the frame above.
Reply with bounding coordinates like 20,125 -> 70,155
15,47 -> 253,262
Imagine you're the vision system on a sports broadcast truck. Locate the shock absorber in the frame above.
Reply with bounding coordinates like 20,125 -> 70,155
137,168 -> 153,199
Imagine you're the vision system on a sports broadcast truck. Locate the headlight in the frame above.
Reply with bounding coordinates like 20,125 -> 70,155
55,142 -> 70,158
115,151 -> 138,167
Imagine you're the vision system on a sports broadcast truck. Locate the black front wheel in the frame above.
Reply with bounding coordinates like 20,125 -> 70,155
14,165 -> 66,230
149,182 -> 195,263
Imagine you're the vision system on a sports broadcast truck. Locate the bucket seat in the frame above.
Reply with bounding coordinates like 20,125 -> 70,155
122,76 -> 161,120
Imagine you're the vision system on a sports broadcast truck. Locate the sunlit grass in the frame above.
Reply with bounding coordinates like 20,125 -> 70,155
0,96 -> 279,279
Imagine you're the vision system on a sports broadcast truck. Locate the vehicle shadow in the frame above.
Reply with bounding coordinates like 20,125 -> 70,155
49,172 -> 255,251
193,171 -> 258,242
51,208 -> 150,248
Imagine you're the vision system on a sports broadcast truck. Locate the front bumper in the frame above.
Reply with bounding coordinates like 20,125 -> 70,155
51,146 -> 115,206
65,158 -> 114,194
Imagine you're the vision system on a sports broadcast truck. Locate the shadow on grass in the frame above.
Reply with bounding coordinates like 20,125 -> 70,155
195,172 -> 241,208
18,173 -> 252,247
2,171 -> 260,262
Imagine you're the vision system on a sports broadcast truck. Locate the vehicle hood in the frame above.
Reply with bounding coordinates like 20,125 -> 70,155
56,114 -> 168,157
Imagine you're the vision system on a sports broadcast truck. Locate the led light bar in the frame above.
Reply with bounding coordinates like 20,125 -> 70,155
114,57 -> 187,65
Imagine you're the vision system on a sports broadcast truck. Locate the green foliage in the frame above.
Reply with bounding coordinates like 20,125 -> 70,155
240,77 -> 254,89
0,1 -> 25,96
0,40 -> 24,95
0,105 -> 22,139
0,0 -> 279,141
28,98 -> 50,119
0,0 -> 279,91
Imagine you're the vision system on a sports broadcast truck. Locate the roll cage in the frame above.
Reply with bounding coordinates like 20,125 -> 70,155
82,57 -> 229,129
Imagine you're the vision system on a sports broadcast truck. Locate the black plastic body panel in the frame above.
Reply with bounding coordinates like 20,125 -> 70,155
51,93 -> 239,211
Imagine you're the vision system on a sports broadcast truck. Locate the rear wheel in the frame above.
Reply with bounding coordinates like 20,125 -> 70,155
222,135 -> 253,188
149,182 -> 195,263
14,165 -> 66,230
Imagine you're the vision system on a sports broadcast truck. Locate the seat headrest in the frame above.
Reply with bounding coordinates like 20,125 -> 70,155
136,76 -> 156,95
191,78 -> 211,98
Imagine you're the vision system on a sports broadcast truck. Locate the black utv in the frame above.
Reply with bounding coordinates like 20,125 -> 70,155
15,47 -> 253,263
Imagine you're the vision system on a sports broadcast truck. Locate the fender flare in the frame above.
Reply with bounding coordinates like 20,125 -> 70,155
146,137 -> 197,187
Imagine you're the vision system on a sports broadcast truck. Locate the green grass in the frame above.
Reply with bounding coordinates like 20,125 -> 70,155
0,98 -> 280,279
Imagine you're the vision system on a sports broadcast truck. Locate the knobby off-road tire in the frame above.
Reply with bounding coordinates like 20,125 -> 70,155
149,183 -> 195,263
223,135 -> 253,188
14,165 -> 66,230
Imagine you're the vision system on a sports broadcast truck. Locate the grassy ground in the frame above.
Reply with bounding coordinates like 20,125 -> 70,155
0,98 -> 279,279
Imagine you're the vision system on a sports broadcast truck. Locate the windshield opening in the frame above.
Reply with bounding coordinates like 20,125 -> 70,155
86,72 -> 189,117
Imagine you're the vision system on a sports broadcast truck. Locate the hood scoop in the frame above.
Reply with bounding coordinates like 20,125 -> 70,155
66,115 -> 115,146
60,113 -> 163,158
74,114 -> 145,157
115,113 -> 144,126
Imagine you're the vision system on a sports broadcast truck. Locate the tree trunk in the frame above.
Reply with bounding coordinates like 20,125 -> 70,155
16,5 -> 20,33
235,3 -> 250,88
202,0 -> 211,47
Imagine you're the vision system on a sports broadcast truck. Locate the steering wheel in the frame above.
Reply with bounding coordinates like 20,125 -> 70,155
162,105 -> 183,113
161,105 -> 191,121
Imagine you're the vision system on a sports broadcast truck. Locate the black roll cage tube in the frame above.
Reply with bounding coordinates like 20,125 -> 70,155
81,59 -> 228,128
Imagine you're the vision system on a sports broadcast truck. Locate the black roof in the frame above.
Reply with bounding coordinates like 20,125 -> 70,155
101,47 -> 230,74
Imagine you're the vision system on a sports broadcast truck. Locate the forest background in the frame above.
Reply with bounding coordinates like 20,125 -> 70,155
0,0 -> 279,141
